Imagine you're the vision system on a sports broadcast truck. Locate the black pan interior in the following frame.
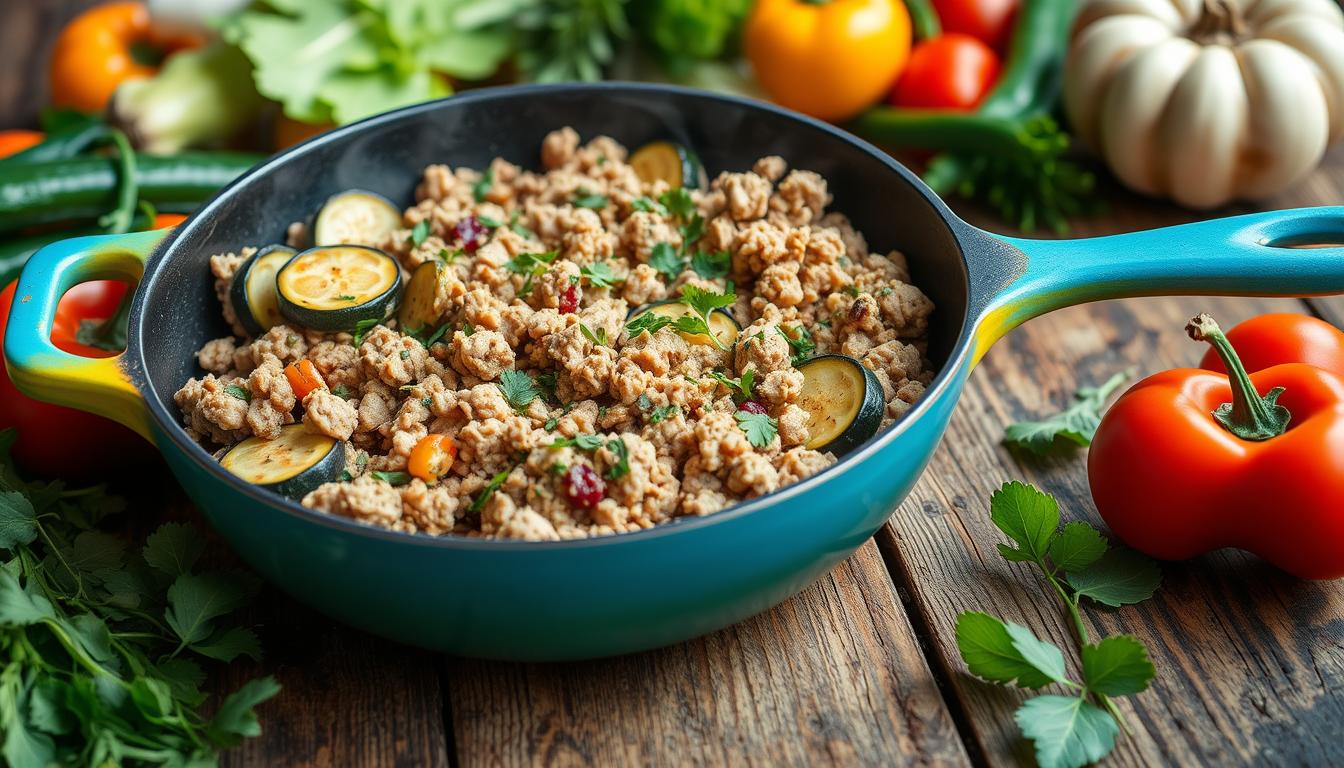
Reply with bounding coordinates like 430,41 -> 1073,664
133,84 -> 971,429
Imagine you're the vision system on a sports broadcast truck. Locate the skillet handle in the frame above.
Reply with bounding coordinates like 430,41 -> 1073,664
969,207 -> 1344,363
4,230 -> 165,441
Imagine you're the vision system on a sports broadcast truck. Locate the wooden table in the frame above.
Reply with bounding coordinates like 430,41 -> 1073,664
7,3 -> 1344,765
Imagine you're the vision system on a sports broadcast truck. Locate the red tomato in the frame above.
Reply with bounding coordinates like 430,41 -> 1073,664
933,0 -> 1018,51
890,34 -> 1002,111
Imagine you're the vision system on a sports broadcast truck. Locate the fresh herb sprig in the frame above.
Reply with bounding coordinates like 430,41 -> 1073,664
1004,371 -> 1131,455
734,411 -> 778,448
707,369 -> 755,404
498,369 -> 541,412
623,286 -> 736,350
0,429 -> 278,766
776,324 -> 815,367
957,482 -> 1161,768
504,250 -> 559,297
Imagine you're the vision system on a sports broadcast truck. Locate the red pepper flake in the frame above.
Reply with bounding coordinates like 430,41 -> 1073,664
559,284 -> 579,314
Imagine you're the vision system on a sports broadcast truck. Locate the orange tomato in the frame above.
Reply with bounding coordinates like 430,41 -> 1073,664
284,359 -> 327,401
48,2 -> 202,113
744,0 -> 912,122
152,213 -> 188,229
0,130 -> 44,159
408,434 -> 458,483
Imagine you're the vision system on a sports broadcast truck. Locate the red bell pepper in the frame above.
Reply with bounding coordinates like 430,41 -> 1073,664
1089,313 -> 1344,579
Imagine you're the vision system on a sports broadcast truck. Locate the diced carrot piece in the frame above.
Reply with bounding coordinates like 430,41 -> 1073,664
284,359 -> 326,400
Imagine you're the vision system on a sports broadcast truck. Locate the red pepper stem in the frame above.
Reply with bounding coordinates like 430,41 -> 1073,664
1185,313 -> 1290,441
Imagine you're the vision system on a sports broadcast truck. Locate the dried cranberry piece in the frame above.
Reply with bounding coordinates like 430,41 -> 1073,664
559,284 -> 579,314
563,464 -> 605,509
738,400 -> 768,415
455,215 -> 487,253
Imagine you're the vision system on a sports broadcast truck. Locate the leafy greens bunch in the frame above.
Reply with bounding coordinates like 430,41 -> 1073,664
0,430 -> 278,766
957,482 -> 1161,768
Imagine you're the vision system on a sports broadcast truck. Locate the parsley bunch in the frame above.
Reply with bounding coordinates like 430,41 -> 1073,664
624,286 -> 736,350
0,429 -> 277,766
957,482 -> 1160,768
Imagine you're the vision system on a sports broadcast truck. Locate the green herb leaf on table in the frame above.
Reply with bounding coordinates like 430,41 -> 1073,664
498,369 -> 541,412
1066,547 -> 1162,607
515,0 -> 629,83
1046,521 -> 1108,574
990,480 -> 1058,564
1004,371 -> 1131,454
1081,636 -> 1155,696
208,676 -> 284,748
649,242 -> 685,280
143,521 -> 205,577
734,411 -> 778,448
955,612 -> 1067,689
1015,694 -> 1120,768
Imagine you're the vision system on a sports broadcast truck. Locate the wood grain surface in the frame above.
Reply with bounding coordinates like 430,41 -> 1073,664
5,2 -> 1344,766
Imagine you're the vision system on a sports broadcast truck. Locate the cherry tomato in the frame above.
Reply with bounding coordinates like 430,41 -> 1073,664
891,34 -> 1002,111
933,0 -> 1018,51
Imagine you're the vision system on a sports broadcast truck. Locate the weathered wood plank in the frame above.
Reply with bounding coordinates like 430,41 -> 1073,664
446,539 -> 971,767
882,292 -> 1344,766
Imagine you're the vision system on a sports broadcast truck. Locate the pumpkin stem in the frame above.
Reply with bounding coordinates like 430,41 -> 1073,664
1186,313 -> 1291,441
1191,0 -> 1248,44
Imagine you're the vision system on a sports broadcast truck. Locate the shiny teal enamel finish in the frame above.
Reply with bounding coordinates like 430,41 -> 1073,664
6,84 -> 1344,659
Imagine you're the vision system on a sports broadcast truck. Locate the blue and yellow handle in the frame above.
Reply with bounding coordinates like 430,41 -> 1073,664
971,207 -> 1344,364
4,229 -> 167,441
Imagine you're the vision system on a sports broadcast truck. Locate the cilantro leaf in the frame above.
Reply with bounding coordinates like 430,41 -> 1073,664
477,214 -> 502,229
410,219 -> 430,247
0,569 -> 54,625
469,466 -> 513,514
0,490 -> 37,549
143,522 -> 205,577
1081,635 -> 1155,696
990,481 -> 1059,565
648,242 -> 685,280
207,676 -> 282,748
498,369 -> 540,412
734,411 -> 778,448
690,250 -> 731,280
1046,522 -> 1107,574
649,405 -> 678,423
549,434 -> 604,450
679,214 -> 705,247
1065,547 -> 1162,607
224,384 -> 251,402
631,195 -> 667,214
504,250 -> 558,274
580,261 -> 622,288
776,324 -> 815,366
708,369 -> 755,404
370,470 -> 411,486
352,318 -> 380,347
579,323 -> 609,347
603,438 -> 630,480
626,312 -> 674,338
165,571 -> 257,646
658,188 -> 695,219
473,166 -> 494,202
955,612 -> 1067,689
191,625 -> 263,663
1004,371 -> 1130,454
572,191 -> 609,209
1015,695 -> 1119,768
676,285 -> 735,351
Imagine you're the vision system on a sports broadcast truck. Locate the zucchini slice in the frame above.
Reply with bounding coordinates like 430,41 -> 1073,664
313,190 -> 402,247
229,245 -> 296,336
276,245 -> 402,331
220,424 -> 343,499
797,355 -> 884,456
630,141 -> 707,191
397,260 -> 448,334
629,299 -> 740,347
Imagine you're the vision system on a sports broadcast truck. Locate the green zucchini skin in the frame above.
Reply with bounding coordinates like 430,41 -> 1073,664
229,245 -> 296,336
276,245 -> 402,332
221,425 -> 344,500
0,152 -> 263,233
797,354 -> 884,457
630,141 -> 707,191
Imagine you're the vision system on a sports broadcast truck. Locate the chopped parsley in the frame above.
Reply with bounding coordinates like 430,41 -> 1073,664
473,167 -> 494,202
878,286 -> 894,297
690,250 -> 731,280
332,384 -> 351,399
461,322 -> 476,337
625,312 -> 674,338
735,411 -> 778,448
658,188 -> 695,219
399,349 -> 410,360
438,247 -> 463,264
648,242 -> 685,280
549,434 -> 604,450
623,286 -> 736,350
631,195 -> 667,214
505,250 -> 559,296
410,219 -> 430,247
224,384 -> 251,402
603,438 -> 630,480
636,393 -> 652,411
413,322 -> 451,348
579,323 -> 609,347
572,190 -> 609,209
477,214 -> 502,229
536,371 -> 559,403
843,284 -> 861,297
334,294 -> 356,302
777,324 -> 815,366
498,369 -> 540,412
580,261 -> 622,288
649,405 -> 678,423
371,470 -> 412,486
707,368 -> 755,404
352,318 -> 379,346
508,209 -> 534,239
679,214 -> 705,248
549,462 -> 568,475
469,466 -> 513,513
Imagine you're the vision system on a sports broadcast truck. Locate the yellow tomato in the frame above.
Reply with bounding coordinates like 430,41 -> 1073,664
745,0 -> 913,122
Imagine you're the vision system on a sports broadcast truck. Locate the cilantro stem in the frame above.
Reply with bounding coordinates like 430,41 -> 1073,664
1042,566 -> 1133,736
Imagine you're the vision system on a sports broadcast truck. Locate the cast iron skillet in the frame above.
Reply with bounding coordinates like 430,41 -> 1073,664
8,84 -> 1344,660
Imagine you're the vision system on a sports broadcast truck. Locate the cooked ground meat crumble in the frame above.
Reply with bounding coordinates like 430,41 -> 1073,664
175,128 -> 936,540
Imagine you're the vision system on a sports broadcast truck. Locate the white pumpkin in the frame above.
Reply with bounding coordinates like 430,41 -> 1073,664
1064,0 -> 1344,208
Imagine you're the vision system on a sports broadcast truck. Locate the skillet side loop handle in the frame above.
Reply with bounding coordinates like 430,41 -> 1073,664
969,207 -> 1344,363
4,230 -> 165,442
